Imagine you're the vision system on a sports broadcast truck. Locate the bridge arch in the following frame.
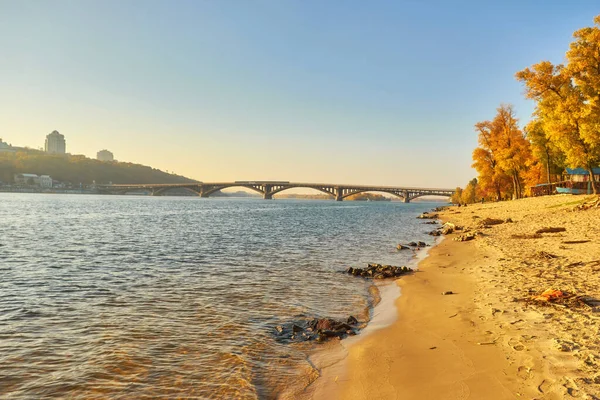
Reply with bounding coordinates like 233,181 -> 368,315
406,193 -> 451,202
201,184 -> 265,197
154,186 -> 201,196
268,186 -> 336,198
340,189 -> 406,201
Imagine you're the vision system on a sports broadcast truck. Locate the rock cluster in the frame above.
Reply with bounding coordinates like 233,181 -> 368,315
429,222 -> 462,236
346,263 -> 412,279
417,212 -> 439,219
397,241 -> 428,250
274,316 -> 360,343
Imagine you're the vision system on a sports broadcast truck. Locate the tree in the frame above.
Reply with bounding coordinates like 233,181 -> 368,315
524,118 -> 565,186
450,187 -> 463,204
492,105 -> 532,199
472,105 -> 532,200
516,15 -> 600,194
461,178 -> 478,204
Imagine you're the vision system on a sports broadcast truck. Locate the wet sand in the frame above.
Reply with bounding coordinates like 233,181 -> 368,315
311,195 -> 600,399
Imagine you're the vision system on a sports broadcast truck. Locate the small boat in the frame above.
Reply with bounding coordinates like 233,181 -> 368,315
555,186 -> 590,194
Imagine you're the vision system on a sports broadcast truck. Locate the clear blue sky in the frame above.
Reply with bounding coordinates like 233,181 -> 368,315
1,1 -> 598,187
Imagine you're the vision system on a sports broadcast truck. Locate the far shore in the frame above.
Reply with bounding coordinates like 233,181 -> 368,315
309,194 -> 600,399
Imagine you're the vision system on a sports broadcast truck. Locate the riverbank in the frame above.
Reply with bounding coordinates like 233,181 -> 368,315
310,194 -> 600,399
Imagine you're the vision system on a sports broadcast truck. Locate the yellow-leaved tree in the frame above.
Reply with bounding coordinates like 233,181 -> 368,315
516,15 -> 600,194
472,105 -> 532,200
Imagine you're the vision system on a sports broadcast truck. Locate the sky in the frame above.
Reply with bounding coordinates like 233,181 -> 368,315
1,1 -> 598,188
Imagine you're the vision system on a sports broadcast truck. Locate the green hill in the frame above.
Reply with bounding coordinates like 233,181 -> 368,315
0,150 -> 196,185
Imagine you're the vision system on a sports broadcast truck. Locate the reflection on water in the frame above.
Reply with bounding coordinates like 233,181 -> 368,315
0,194 -> 441,399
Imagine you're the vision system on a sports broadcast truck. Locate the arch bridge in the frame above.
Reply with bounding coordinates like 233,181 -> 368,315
98,181 -> 454,203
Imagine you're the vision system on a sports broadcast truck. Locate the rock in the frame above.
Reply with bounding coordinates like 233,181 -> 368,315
418,241 -> 427,247
408,242 -> 418,247
417,213 -> 439,220
454,232 -> 477,242
397,244 -> 410,250
479,218 -> 504,226
428,230 -> 441,236
346,263 -> 412,279
316,318 -> 334,331
273,314 -> 365,344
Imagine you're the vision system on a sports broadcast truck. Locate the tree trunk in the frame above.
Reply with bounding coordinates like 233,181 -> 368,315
511,174 -> 518,200
588,166 -> 598,195
545,148 -> 552,195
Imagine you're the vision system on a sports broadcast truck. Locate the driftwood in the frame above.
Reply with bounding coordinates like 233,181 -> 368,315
536,227 -> 567,234
535,251 -> 558,260
511,233 -> 542,239
562,240 -> 591,244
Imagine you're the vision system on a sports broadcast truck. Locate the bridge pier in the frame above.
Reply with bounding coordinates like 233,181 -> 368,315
263,185 -> 273,200
335,187 -> 343,201
403,191 -> 410,203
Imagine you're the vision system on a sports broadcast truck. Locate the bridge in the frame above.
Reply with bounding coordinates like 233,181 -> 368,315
97,181 -> 454,203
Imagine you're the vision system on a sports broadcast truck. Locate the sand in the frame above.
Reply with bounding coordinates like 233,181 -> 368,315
310,195 -> 600,399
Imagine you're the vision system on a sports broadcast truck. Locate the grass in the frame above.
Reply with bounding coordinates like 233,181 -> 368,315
546,195 -> 596,209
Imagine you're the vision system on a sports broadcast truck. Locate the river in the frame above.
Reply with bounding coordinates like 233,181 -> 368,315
0,194 -> 443,399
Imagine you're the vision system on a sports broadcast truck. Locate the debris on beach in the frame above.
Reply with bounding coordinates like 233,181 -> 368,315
397,244 -> 410,250
511,233 -> 543,239
423,220 -> 438,225
479,217 -> 505,227
532,288 -> 566,302
441,291 -> 454,295
273,316 -> 362,343
453,232 -> 479,242
520,289 -> 600,311
346,263 -> 412,279
534,251 -> 559,260
572,196 -> 600,211
562,239 -> 591,244
536,227 -> 567,234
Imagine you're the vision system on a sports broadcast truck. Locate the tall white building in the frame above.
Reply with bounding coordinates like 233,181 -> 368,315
45,130 -> 66,154
97,149 -> 114,161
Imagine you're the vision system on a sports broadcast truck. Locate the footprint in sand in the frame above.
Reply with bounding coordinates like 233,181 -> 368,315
508,337 -> 526,351
517,365 -> 531,380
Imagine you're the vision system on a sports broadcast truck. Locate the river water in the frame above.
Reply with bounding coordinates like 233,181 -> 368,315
0,194 -> 443,399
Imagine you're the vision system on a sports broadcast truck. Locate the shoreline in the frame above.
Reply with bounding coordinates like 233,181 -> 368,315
309,195 -> 600,399
289,233 -> 444,399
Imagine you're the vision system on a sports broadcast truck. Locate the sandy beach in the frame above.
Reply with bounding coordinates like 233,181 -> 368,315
311,195 -> 600,399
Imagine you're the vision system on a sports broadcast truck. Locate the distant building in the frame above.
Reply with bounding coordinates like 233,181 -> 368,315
13,173 -> 53,187
14,173 -> 39,185
39,175 -> 53,188
97,149 -> 114,161
45,130 -> 66,154
0,138 -> 15,153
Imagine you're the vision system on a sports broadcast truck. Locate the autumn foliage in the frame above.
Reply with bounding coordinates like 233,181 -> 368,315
460,14 -> 600,202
